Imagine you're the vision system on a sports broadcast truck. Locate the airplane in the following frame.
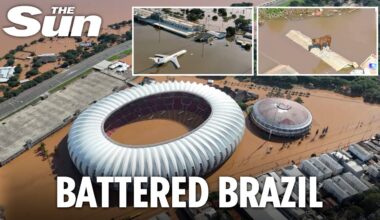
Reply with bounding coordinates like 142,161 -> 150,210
149,50 -> 187,69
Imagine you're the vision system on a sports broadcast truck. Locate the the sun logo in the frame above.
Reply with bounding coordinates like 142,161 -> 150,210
3,6 -> 102,37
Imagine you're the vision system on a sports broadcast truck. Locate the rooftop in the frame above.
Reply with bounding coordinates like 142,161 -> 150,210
0,66 -> 15,83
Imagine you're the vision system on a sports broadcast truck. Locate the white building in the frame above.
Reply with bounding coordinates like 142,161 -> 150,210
0,66 -> 15,83
319,154 -> 344,176
343,160 -> 364,177
68,81 -> 245,181
341,172 -> 369,193
109,61 -> 130,72
300,160 -> 325,181
322,179 -> 351,203
281,165 -> 304,177
37,53 -> 57,63
348,144 -> 373,162
368,163 -> 380,179
310,157 -> 333,179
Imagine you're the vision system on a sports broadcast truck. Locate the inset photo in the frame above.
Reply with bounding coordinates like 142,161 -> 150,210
257,7 -> 378,76
133,7 -> 253,75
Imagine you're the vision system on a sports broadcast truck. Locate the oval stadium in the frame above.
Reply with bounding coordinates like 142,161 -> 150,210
67,81 -> 245,179
249,98 -> 312,138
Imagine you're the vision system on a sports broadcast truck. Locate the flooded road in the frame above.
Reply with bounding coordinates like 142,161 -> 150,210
258,9 -> 377,74
134,23 -> 252,74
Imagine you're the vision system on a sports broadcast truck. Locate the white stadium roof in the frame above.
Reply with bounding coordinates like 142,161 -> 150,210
68,81 -> 245,179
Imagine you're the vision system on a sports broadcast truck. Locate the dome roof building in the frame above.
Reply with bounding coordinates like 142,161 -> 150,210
250,98 -> 312,137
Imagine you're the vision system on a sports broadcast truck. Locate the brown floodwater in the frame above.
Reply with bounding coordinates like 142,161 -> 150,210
0,0 -> 249,56
258,9 -> 377,74
169,8 -> 253,32
2,76 -> 380,220
134,23 -> 252,74
109,119 -> 189,145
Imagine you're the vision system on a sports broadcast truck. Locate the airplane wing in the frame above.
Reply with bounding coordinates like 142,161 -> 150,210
154,54 -> 168,58
170,57 -> 180,68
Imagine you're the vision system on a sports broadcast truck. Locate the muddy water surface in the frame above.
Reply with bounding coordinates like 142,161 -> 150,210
0,0 -> 248,56
109,119 -> 189,145
259,9 -> 377,74
134,23 -> 252,74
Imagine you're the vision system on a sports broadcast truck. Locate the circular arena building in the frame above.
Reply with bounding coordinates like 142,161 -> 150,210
68,81 -> 245,179
249,98 -> 312,138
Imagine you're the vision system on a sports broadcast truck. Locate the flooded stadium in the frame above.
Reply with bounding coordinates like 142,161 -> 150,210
258,8 -> 377,74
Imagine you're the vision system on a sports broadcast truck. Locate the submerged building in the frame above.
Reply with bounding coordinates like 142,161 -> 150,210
134,8 -> 202,37
249,98 -> 312,137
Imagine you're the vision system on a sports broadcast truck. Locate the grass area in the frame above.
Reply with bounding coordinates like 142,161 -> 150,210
107,48 -> 132,61
49,69 -> 93,94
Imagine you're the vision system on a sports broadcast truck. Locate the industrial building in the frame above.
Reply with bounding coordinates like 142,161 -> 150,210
330,151 -> 365,177
300,158 -> 332,181
134,8 -> 202,37
361,140 -> 380,152
238,193 -> 288,220
348,143 -> 374,162
281,165 -> 304,177
322,178 -> 352,203
249,98 -> 312,137
310,157 -> 333,179
368,163 -> 380,179
319,154 -> 344,176
68,81 -> 245,180
341,172 -> 369,193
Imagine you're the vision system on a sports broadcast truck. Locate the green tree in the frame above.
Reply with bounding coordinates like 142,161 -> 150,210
6,58 -> 15,66
238,101 -> 247,111
289,0 -> 301,6
7,76 -> 19,88
14,64 -> 22,74
226,26 -> 236,37
294,96 -> 304,104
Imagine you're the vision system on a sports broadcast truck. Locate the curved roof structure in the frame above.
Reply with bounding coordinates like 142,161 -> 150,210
250,98 -> 312,137
68,81 -> 245,179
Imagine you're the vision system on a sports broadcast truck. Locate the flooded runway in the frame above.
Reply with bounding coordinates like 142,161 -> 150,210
258,9 -> 377,74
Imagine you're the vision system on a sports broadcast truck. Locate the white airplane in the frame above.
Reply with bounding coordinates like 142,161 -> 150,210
149,50 -> 187,69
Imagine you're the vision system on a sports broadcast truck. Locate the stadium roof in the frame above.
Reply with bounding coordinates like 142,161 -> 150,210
68,81 -> 245,179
